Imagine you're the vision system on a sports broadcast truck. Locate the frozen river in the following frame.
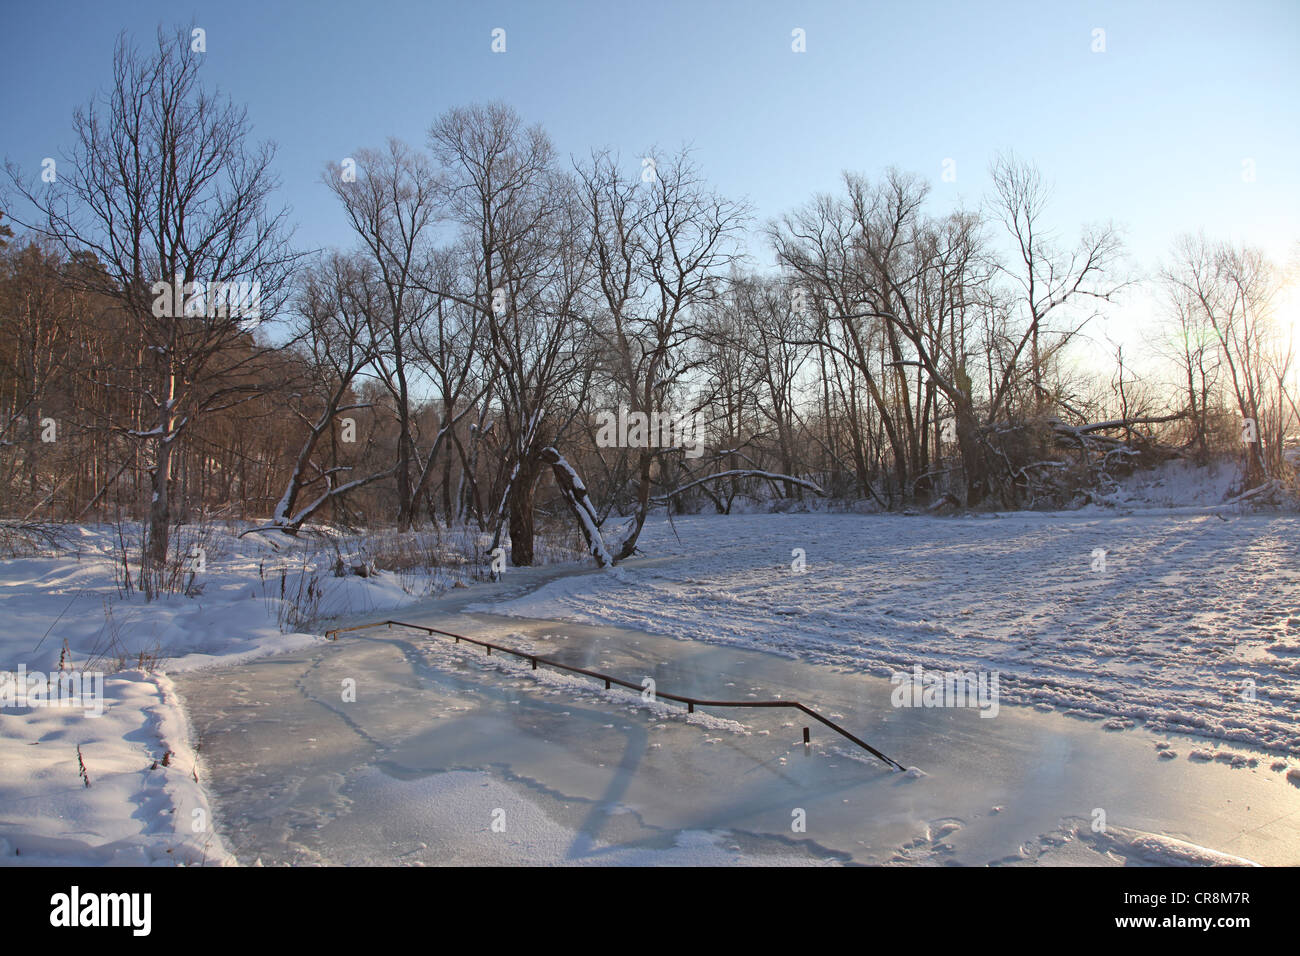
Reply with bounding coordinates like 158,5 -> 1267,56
175,558 -> 1300,866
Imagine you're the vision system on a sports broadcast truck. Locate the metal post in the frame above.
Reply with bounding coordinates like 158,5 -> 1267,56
803,727 -> 810,745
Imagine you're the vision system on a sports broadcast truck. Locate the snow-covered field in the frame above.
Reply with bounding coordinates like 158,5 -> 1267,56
1,494 -> 1297,865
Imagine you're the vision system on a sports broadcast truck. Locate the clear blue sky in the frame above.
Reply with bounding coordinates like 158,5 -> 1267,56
2,0 -> 1297,334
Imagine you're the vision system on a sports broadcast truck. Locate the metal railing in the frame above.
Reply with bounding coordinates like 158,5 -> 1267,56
325,618 -> 906,772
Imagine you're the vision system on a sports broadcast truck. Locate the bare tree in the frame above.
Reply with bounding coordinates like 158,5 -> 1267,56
1159,253 -> 1224,461
406,245 -> 489,527
429,102 -> 593,565
5,25 -> 298,587
772,171 -> 986,502
1164,235 -> 1286,486
770,177 -> 915,500
578,148 -> 746,557
987,153 -> 1126,416
733,274 -> 812,499
271,252 -> 394,531
323,139 -> 443,530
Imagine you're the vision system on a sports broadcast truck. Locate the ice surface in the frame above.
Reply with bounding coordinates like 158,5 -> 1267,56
175,592 -> 1299,865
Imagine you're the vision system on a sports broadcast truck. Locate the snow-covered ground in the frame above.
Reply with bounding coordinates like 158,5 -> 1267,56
1,495 -> 1297,866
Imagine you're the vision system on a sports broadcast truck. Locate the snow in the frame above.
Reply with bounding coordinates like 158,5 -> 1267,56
1084,458 -> 1244,510
1006,821 -> 1261,867
0,670 -> 230,865
3,501 -> 1298,866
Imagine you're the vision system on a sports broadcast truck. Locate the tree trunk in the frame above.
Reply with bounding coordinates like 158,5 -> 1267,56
507,460 -> 540,566
614,447 -> 655,561
955,405 -> 986,506
145,367 -> 177,583
147,436 -> 172,572
541,447 -> 612,567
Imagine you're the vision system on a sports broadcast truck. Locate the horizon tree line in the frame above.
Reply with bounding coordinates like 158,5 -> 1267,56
2,26 -> 1296,587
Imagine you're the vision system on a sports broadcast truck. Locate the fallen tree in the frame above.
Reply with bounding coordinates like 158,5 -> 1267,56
977,412 -> 1189,507
539,446 -> 823,567
652,469 -> 826,503
540,447 -> 614,567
